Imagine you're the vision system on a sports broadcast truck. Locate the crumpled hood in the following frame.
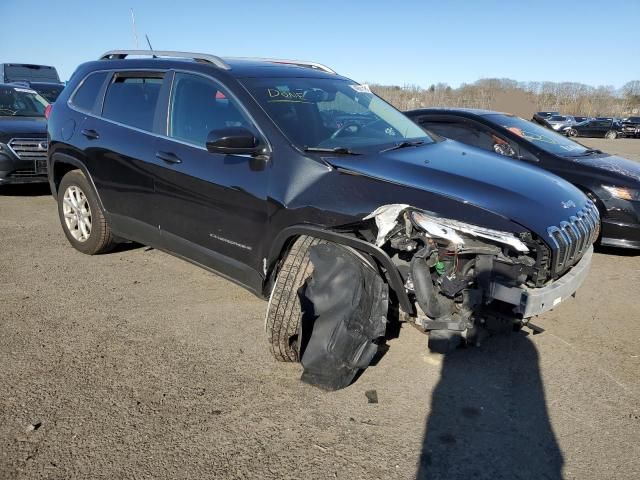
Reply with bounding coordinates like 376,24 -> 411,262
569,154 -> 640,184
326,139 -> 589,238
0,117 -> 47,140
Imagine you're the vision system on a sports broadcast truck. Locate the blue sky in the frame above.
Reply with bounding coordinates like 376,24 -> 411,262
1,0 -> 638,87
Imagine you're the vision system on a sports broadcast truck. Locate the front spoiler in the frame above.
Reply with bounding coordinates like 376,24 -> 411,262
489,246 -> 593,318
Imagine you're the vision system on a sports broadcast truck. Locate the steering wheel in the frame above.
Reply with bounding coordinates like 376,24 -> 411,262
330,118 -> 387,140
330,121 -> 361,139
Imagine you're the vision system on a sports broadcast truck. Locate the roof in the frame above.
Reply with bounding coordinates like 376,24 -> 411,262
406,107 -> 507,116
95,50 -> 342,80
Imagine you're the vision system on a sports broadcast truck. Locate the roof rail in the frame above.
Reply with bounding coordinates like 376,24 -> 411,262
99,50 -> 231,70
231,57 -> 336,74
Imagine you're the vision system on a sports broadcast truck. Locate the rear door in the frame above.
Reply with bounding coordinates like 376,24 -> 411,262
152,71 -> 270,280
79,70 -> 168,242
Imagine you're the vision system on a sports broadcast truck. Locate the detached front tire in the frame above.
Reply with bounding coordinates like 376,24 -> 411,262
57,169 -> 116,255
265,235 -> 326,362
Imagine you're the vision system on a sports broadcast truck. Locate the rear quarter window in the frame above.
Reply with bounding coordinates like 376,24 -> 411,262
70,72 -> 108,111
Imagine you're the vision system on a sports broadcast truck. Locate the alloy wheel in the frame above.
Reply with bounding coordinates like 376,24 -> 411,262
62,185 -> 92,242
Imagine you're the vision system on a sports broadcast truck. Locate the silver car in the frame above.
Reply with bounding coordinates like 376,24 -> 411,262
546,115 -> 577,131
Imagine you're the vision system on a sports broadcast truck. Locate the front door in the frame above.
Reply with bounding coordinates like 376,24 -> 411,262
153,72 -> 270,283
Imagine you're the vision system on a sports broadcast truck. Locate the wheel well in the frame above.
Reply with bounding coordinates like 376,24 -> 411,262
265,227 -> 414,314
52,161 -> 79,196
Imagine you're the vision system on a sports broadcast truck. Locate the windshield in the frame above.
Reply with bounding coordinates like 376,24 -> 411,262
486,113 -> 590,157
242,77 -> 432,151
0,86 -> 49,117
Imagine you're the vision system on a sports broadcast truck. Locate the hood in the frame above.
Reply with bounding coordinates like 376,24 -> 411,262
0,117 -> 47,140
325,139 -> 589,239
569,154 -> 640,184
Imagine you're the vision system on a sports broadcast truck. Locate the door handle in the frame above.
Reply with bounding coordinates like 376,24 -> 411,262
81,129 -> 99,140
155,151 -> 182,164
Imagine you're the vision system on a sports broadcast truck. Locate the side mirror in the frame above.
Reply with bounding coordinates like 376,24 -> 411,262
206,127 -> 261,155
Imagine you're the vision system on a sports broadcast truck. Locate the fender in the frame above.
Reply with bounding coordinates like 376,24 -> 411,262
50,152 -> 106,212
267,225 -> 414,314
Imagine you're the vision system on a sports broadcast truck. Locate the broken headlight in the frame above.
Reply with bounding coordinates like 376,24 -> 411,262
410,211 -> 530,252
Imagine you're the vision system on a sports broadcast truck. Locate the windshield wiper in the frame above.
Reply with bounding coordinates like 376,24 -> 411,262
380,140 -> 426,153
571,148 -> 603,157
303,146 -> 361,155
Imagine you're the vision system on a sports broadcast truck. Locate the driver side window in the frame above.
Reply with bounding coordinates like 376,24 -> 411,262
169,73 -> 250,147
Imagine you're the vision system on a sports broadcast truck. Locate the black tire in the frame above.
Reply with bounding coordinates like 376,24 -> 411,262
567,128 -> 577,137
265,235 -> 326,362
57,169 -> 116,255
605,130 -> 617,140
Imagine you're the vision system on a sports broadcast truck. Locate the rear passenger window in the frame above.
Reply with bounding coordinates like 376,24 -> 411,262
71,72 -> 107,111
169,73 -> 250,147
102,74 -> 164,131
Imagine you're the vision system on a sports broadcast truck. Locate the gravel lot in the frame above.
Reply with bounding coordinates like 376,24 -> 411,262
1,138 -> 639,480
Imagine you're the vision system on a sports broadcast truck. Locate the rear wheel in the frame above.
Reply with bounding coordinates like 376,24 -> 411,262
265,236 -> 326,362
567,128 -> 578,137
57,170 -> 116,255
605,130 -> 617,139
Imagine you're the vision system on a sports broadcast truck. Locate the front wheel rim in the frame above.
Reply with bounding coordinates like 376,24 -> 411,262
62,185 -> 92,242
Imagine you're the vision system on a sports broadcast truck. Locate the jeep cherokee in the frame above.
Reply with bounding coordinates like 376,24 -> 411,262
47,51 -> 598,387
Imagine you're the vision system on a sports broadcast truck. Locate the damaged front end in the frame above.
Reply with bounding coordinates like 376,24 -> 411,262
295,203 -> 597,389
363,203 -> 596,352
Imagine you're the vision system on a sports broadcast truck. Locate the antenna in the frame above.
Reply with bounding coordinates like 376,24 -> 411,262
145,34 -> 157,58
130,8 -> 139,49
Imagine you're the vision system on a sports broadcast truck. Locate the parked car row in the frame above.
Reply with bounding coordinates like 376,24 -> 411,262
2,50 -> 639,385
532,110 -> 640,139
0,63 -> 65,102
0,63 -> 64,185
405,108 -> 640,250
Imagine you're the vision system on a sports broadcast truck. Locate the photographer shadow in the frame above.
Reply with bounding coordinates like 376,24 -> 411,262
417,331 -> 563,480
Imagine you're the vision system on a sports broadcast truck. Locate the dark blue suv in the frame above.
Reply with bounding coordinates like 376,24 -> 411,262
47,51 -> 598,382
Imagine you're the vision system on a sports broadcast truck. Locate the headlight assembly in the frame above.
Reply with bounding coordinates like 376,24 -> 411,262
410,211 -> 530,252
602,185 -> 639,202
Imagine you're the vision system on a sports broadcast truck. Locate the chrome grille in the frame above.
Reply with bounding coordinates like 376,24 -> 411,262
547,201 -> 600,275
8,137 -> 48,161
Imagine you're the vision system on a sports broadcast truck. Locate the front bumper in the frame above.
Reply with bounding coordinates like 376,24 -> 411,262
0,151 -> 48,185
488,246 -> 593,318
600,199 -> 640,249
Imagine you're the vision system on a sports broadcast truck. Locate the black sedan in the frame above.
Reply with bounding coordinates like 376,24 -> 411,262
405,108 -> 640,249
564,119 -> 623,139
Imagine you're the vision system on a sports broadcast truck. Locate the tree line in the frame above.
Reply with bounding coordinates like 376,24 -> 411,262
372,79 -> 640,118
